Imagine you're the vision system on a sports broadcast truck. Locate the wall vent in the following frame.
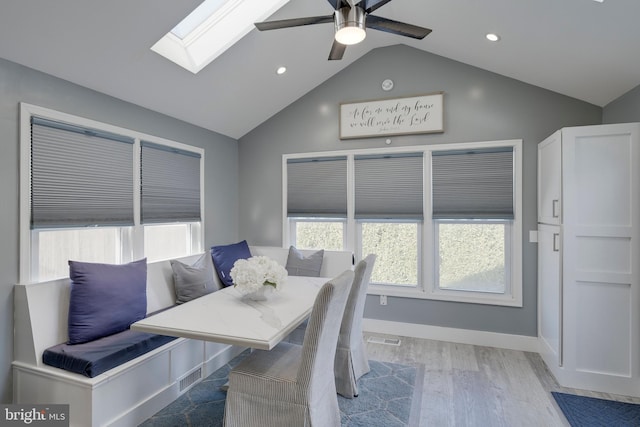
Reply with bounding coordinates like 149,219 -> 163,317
179,367 -> 202,392
367,336 -> 401,346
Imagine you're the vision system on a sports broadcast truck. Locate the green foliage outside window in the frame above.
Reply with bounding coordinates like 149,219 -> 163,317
361,223 -> 418,286
294,221 -> 506,292
438,223 -> 506,293
295,222 -> 343,251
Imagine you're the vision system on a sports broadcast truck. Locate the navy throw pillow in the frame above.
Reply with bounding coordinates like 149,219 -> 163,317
211,240 -> 252,287
68,259 -> 147,345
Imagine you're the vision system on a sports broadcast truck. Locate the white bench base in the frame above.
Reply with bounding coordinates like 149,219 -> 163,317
13,338 -> 244,427
12,247 -> 353,427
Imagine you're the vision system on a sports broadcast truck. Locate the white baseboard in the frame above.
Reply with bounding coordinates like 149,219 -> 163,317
363,318 -> 540,353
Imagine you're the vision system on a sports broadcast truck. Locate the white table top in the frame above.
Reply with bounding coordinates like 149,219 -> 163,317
131,275 -> 328,350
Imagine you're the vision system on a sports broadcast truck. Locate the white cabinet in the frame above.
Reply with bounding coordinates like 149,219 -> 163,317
538,122 -> 640,397
538,131 -> 562,225
538,224 -> 562,366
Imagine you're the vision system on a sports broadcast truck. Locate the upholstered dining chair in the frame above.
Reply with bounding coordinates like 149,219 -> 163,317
222,269 -> 354,427
334,254 -> 376,398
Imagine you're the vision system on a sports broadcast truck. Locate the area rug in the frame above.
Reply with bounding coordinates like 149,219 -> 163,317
140,351 -> 423,427
552,391 -> 640,427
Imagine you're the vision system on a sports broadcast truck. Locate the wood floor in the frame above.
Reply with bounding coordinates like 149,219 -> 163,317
363,333 -> 640,427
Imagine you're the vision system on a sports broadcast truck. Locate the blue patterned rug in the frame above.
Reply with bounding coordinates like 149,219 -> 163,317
140,351 -> 422,427
552,391 -> 640,427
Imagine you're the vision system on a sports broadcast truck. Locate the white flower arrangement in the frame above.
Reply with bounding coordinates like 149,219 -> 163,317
230,256 -> 288,294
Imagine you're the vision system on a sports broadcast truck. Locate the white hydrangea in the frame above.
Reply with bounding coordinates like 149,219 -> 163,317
230,256 -> 288,293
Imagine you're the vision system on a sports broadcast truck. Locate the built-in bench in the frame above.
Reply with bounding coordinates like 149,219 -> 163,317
12,246 -> 353,427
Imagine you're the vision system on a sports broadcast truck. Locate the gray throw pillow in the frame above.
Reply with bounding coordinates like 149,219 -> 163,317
285,246 -> 324,277
171,253 -> 221,304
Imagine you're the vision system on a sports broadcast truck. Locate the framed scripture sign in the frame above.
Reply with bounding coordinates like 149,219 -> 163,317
339,92 -> 444,140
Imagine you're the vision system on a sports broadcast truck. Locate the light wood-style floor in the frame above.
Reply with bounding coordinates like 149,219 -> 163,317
363,333 -> 640,427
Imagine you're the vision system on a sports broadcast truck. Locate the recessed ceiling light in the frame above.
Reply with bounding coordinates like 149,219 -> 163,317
486,33 -> 501,42
276,66 -> 287,75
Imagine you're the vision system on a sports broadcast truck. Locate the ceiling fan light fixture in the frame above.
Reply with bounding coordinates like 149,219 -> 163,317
334,6 -> 366,45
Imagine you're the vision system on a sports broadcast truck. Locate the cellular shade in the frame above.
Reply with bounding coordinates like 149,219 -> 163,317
287,157 -> 347,217
354,153 -> 424,219
432,147 -> 514,219
30,117 -> 134,228
141,141 -> 201,223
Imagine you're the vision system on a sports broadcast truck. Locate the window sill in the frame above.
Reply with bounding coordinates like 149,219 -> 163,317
367,284 -> 523,307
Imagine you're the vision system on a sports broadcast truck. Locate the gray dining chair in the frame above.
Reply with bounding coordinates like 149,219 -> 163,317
223,269 -> 354,427
334,254 -> 376,398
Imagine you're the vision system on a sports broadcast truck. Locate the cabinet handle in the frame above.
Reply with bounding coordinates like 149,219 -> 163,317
553,233 -> 560,252
552,199 -> 559,218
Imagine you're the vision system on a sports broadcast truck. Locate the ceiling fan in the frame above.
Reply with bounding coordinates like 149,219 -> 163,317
254,0 -> 432,60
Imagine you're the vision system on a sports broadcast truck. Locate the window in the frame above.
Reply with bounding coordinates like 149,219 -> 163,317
354,153 -> 423,287
429,145 -> 520,305
289,219 -> 345,251
435,220 -> 509,293
34,228 -> 124,281
20,103 -> 204,283
359,221 -> 420,286
283,139 -> 522,307
151,0 -> 290,73
286,156 -> 348,251
143,223 -> 201,263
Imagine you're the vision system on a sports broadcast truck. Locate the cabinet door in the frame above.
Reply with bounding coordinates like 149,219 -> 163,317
538,131 -> 562,224
538,224 -> 562,367
562,123 -> 640,389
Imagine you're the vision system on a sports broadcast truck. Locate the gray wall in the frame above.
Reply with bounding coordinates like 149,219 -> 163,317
603,83 -> 640,124
0,58 -> 239,403
238,45 -> 602,338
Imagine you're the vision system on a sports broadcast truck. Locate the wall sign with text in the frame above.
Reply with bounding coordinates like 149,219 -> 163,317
339,92 -> 444,140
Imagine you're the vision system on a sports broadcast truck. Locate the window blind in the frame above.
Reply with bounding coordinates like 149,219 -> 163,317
30,117 -> 135,229
140,141 -> 202,223
432,147 -> 514,219
287,157 -> 348,217
354,153 -> 424,219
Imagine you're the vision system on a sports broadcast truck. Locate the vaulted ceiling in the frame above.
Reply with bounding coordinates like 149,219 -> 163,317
1,0 -> 638,139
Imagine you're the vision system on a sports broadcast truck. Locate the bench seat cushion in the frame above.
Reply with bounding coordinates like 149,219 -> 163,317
42,329 -> 178,378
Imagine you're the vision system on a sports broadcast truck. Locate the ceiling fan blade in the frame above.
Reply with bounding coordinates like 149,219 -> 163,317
366,15 -> 432,39
363,0 -> 393,14
255,15 -> 334,31
326,0 -> 340,9
327,0 -> 358,9
329,40 -> 346,60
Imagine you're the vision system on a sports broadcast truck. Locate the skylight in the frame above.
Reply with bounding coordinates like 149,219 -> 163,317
152,0 -> 290,74
170,0 -> 228,40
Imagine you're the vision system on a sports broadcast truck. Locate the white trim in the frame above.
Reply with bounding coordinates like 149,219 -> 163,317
22,103 -> 204,155
346,153 -> 356,254
363,318 -> 540,353
19,104 -> 32,283
281,155 -> 288,245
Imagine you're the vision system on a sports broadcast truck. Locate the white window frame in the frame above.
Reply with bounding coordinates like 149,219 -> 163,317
282,139 -> 522,307
19,103 -> 205,283
424,140 -> 522,306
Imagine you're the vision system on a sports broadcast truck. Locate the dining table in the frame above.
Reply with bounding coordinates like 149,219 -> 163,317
131,275 -> 328,350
